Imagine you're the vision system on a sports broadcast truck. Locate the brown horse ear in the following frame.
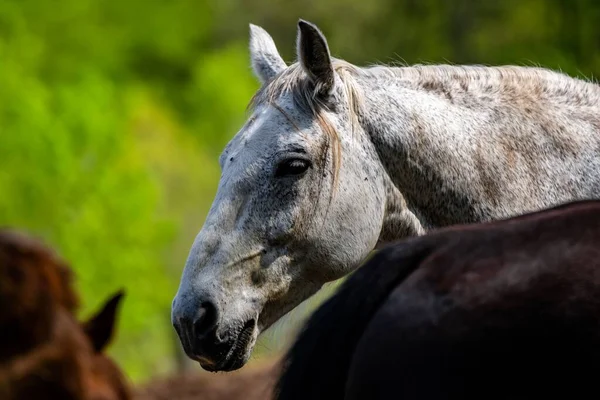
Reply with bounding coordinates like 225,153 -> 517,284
83,289 -> 125,352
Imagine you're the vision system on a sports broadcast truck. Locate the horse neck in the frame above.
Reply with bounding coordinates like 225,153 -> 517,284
352,64 -> 600,227
354,67 -> 481,227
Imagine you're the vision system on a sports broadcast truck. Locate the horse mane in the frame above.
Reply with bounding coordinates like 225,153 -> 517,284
249,59 -> 600,130
377,64 -> 600,107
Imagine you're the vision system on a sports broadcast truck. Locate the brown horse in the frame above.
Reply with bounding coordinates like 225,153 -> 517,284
0,229 -> 131,400
134,358 -> 280,400
276,200 -> 600,400
0,230 -> 79,361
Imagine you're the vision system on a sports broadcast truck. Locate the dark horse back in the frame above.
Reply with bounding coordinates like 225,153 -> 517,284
276,200 -> 600,400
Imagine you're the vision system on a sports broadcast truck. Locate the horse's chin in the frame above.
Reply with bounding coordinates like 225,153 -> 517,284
200,351 -> 251,372
200,319 -> 258,372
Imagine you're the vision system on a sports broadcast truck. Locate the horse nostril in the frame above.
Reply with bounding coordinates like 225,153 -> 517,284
193,301 -> 219,339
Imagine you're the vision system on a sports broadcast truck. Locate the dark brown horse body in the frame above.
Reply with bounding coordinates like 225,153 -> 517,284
0,229 -> 131,400
276,200 -> 600,400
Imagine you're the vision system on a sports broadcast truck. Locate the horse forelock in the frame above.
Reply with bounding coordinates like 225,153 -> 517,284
247,61 -> 366,220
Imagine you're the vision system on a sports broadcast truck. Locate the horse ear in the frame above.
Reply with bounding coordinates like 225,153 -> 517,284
297,19 -> 335,95
83,290 -> 125,353
249,24 -> 287,83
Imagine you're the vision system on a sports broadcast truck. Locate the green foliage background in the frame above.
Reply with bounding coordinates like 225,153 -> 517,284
1,0 -> 599,384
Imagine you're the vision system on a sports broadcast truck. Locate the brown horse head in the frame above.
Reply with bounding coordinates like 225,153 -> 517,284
1,291 -> 131,400
0,228 -> 131,400
81,290 -> 131,400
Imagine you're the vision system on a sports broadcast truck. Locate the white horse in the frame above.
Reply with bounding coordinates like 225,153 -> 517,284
172,19 -> 600,371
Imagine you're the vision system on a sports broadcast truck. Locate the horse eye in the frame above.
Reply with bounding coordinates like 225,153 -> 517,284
275,158 -> 311,177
